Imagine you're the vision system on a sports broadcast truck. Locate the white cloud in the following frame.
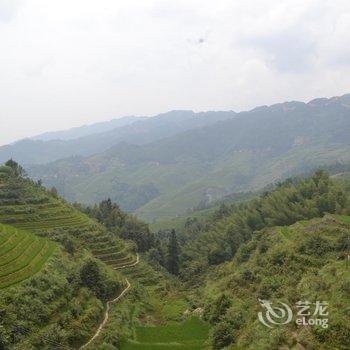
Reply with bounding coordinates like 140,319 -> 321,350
1,0 -> 350,145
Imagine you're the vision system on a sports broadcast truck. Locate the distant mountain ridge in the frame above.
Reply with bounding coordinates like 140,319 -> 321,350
27,93 -> 350,221
30,115 -> 145,141
0,110 -> 236,164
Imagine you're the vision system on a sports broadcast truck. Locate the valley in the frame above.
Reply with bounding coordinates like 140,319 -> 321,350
0,94 -> 350,349
2,1 -> 350,348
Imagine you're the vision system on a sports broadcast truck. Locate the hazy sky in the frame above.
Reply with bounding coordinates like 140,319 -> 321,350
1,0 -> 350,145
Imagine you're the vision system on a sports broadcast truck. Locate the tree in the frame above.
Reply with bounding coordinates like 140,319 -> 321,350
80,260 -> 101,291
211,322 -> 235,349
5,159 -> 26,177
205,293 -> 232,324
77,198 -> 155,252
0,325 -> 9,350
49,186 -> 58,197
167,230 -> 180,275
79,259 -> 121,300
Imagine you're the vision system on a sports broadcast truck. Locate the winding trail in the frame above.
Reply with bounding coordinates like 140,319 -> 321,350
114,253 -> 140,270
80,253 -> 139,349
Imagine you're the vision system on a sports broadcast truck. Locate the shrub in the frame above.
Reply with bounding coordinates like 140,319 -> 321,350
211,321 -> 235,349
299,235 -> 333,256
204,293 -> 232,324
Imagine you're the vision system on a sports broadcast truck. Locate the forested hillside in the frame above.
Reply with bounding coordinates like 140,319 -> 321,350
150,171 -> 350,349
0,161 -> 153,349
28,93 -> 350,221
200,215 -> 350,349
1,160 -> 350,349
178,171 -> 348,275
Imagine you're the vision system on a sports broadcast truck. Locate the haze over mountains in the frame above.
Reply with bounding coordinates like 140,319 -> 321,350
0,110 -> 236,164
2,93 -> 350,222
30,116 -> 145,142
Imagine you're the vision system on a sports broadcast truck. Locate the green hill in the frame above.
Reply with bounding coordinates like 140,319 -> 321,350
71,170 -> 350,350
0,162 -> 138,349
2,161 -> 350,349
199,214 -> 350,349
159,171 -> 350,349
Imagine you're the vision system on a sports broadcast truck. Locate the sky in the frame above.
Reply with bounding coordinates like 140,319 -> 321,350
1,0 -> 350,145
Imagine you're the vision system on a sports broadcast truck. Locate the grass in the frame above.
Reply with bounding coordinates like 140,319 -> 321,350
336,215 -> 350,223
0,223 -> 56,289
149,207 -> 216,231
121,317 -> 210,350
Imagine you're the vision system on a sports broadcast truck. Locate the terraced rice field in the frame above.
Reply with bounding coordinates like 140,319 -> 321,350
0,203 -> 137,270
0,201 -> 137,270
123,259 -> 164,287
0,223 -> 56,289
0,202 -> 93,232
85,231 -> 138,270
0,178 -> 137,272
121,317 -> 210,350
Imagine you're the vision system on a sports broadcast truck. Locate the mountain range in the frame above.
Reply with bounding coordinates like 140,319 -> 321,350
0,110 -> 235,164
2,94 -> 350,222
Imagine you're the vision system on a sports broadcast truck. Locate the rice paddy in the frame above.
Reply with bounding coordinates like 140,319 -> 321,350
121,317 -> 210,350
0,223 -> 56,289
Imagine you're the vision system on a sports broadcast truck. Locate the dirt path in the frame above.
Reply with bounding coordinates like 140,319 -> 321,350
114,253 -> 140,270
80,253 -> 139,349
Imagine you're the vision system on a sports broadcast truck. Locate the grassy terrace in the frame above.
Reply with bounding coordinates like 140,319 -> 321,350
0,223 -> 56,289
0,202 -> 93,232
121,317 -> 210,350
0,175 -> 137,273
84,230 -> 138,269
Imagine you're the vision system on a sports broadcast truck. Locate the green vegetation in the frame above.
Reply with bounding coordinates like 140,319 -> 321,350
84,255 -> 210,350
199,215 -> 350,349
0,161 -> 135,348
77,198 -> 155,252
166,230 -> 180,275
178,171 -> 348,278
0,248 -> 124,349
0,224 -> 56,289
122,317 -> 210,349
337,214 -> 350,223
2,158 -> 350,349
0,162 -> 138,273
139,171 -> 350,349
